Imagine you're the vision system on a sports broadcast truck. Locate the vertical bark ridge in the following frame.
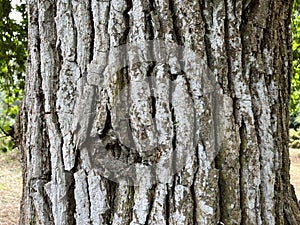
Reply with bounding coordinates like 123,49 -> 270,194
20,1 -> 41,223
88,173 -> 110,225
245,0 -> 276,221
241,0 -> 278,224
112,184 -> 134,225
277,0 -> 300,223
19,0 -> 55,224
72,0 -> 92,72
38,0 -> 71,223
222,1 -> 244,223
200,0 -> 243,224
74,170 -> 91,224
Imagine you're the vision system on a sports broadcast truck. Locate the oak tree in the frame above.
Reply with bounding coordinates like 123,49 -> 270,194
18,0 -> 300,224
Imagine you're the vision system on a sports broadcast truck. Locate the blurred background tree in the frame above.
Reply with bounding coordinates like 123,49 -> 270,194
289,0 -> 300,148
291,0 -> 300,126
0,0 -> 27,152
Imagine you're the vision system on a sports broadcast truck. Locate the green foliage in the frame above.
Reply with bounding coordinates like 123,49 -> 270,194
0,0 -> 27,152
289,128 -> 300,148
290,0 -> 300,129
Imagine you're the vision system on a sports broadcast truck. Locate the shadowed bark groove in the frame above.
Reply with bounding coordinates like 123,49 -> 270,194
19,0 -> 300,224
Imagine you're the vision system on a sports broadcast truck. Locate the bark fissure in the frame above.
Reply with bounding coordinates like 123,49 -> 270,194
168,0 -> 182,45
69,0 -> 78,63
170,98 -> 177,179
239,118 -> 247,225
147,63 -> 157,134
86,172 -> 92,224
191,143 -> 200,225
144,184 -> 157,225
108,181 -> 117,225
145,1 -> 155,41
165,183 -> 171,225
121,0 -> 133,45
224,0 -> 233,97
19,1 -> 57,223
89,0 -> 94,63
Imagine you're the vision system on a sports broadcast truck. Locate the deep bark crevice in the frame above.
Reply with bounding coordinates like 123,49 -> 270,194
144,184 -> 157,225
85,170 -> 92,223
165,183 -> 171,225
239,118 -> 247,225
121,0 -> 132,45
146,63 -> 157,132
168,0 -> 182,45
145,1 -> 155,41
107,180 -> 118,225
199,0 -> 212,73
224,0 -> 234,98
170,103 -> 177,176
191,144 -> 199,225
98,104 -> 112,139
89,0 -> 94,63
69,0 -> 78,63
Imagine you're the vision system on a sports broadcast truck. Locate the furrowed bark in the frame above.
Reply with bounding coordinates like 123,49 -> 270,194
19,0 -> 300,224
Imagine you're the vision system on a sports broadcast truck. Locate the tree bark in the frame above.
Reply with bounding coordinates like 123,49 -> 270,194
18,0 -> 300,224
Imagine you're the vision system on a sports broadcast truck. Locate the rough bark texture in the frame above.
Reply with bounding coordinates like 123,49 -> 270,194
18,0 -> 300,224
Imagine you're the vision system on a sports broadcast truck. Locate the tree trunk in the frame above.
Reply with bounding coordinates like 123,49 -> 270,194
18,0 -> 300,224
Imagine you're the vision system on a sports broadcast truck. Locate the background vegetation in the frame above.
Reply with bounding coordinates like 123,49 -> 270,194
291,0 -> 300,127
0,0 -> 27,152
290,0 -> 300,148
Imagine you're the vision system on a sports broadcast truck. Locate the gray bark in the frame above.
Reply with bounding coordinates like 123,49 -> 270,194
18,0 -> 300,224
